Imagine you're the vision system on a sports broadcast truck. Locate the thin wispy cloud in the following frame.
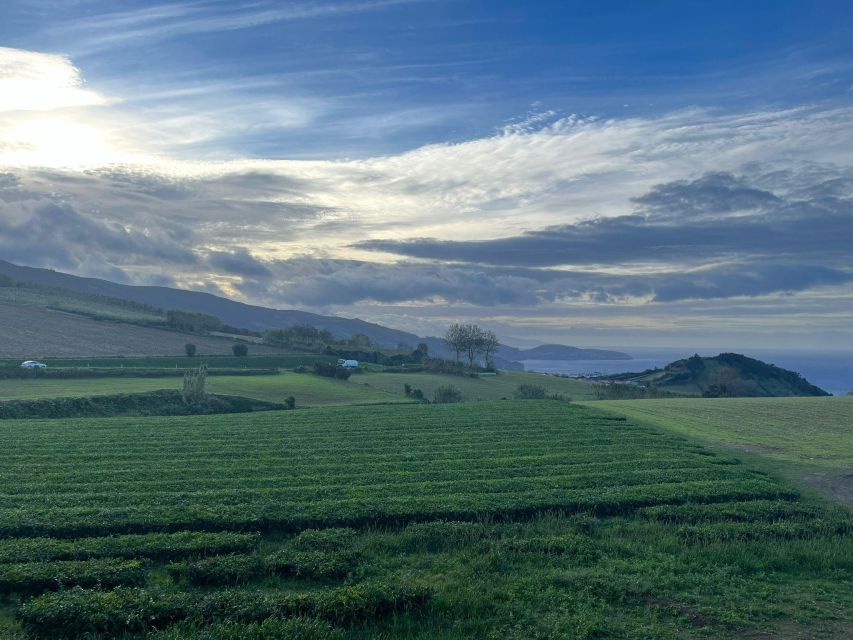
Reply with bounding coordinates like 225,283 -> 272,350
49,0 -> 433,55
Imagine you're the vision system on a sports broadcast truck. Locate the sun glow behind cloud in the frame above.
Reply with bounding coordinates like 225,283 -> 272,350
0,47 -> 131,169
0,46 -> 112,113
0,39 -> 852,347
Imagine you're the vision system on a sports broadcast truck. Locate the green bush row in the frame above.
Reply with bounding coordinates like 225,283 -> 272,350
0,531 -> 259,563
173,529 -> 362,585
19,581 -> 432,638
0,558 -> 145,595
0,464 -> 749,509
0,367 -> 278,379
678,519 -> 853,544
0,479 -> 797,539
639,499 -> 822,524
0,391 -> 287,419
144,617 -> 343,640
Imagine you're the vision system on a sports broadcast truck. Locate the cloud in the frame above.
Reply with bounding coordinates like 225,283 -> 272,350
355,170 -> 853,271
0,186 -> 199,278
0,47 -> 112,112
53,0 -> 431,55
207,248 -> 273,278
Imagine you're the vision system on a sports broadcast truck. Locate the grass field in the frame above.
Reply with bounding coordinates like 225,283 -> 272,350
0,401 -> 850,638
0,354 -> 333,370
0,368 -> 596,407
0,373 -> 408,407
590,396 -> 853,506
360,370 -> 597,401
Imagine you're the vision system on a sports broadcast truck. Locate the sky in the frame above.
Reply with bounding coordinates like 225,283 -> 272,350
1,0 -> 852,349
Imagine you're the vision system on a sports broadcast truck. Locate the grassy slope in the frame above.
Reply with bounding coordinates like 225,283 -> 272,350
588,396 -> 853,505
0,303 -> 289,358
0,402 -> 849,639
0,285 -> 163,324
359,370 -> 597,401
0,355 -> 331,369
0,369 -> 593,406
0,374 -> 408,407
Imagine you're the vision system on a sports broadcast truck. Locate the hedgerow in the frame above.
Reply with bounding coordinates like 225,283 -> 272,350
0,558 -> 145,595
19,581 -> 432,637
0,531 -> 259,563
144,617 -> 343,639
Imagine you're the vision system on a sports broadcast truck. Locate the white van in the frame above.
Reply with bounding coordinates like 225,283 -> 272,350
21,360 -> 47,369
337,359 -> 359,368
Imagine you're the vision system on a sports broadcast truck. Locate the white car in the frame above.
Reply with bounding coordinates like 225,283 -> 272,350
20,360 -> 47,369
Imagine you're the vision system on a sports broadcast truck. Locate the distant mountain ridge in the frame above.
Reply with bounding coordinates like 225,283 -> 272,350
0,260 -> 631,363
500,344 -> 632,361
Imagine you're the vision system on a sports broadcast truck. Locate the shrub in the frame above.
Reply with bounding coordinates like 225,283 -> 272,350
184,343 -> 197,357
19,587 -> 191,638
285,396 -> 296,410
433,384 -> 462,404
314,362 -> 351,380
146,618 -> 343,640
267,548 -> 359,579
0,558 -> 146,595
172,554 -> 263,586
404,383 -> 412,396
232,343 -> 249,357
410,388 -> 425,401
182,365 -> 208,405
515,383 -> 546,399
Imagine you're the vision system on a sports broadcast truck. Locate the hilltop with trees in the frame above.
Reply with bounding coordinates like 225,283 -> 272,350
600,353 -> 829,397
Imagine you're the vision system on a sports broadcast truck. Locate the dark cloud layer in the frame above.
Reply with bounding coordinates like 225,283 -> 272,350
356,172 -> 853,270
1,166 -> 851,308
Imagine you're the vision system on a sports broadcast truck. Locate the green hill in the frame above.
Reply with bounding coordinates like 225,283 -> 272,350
605,353 -> 829,397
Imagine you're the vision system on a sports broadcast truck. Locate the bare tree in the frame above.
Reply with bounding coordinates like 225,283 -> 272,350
444,323 -> 468,363
463,324 -> 483,368
480,330 -> 500,368
446,323 -> 500,369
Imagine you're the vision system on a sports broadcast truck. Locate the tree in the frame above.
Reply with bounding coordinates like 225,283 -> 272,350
444,323 -> 499,368
479,330 -> 499,369
182,365 -> 207,405
444,323 -> 468,363
232,343 -> 248,357
462,324 -> 483,368
184,343 -> 197,357
166,310 -> 223,333
347,333 -> 372,348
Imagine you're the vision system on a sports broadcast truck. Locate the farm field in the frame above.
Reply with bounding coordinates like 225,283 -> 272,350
590,396 -> 853,505
0,354 -> 333,370
0,286 -> 163,324
360,370 -> 597,401
0,303 -> 289,358
0,373 -> 408,407
0,401 -> 850,638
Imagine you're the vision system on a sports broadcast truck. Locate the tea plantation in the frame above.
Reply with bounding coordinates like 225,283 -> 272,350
0,401 -> 850,638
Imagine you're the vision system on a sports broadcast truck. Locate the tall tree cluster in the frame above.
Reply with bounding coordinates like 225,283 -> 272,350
444,323 -> 500,368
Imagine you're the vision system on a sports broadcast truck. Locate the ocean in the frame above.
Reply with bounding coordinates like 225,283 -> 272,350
522,347 -> 853,397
